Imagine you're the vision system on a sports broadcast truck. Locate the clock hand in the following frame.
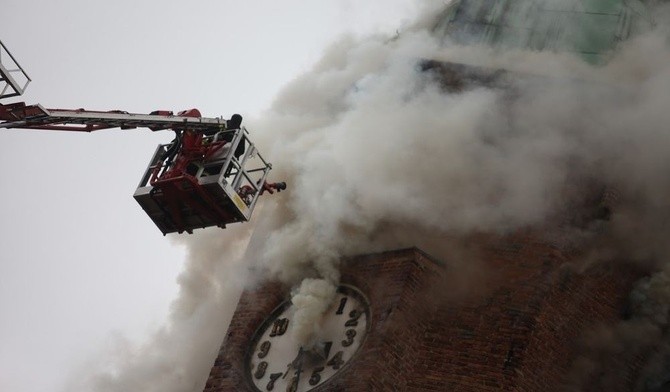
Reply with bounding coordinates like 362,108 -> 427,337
282,362 -> 292,379
313,341 -> 333,362
282,347 -> 304,379
293,352 -> 305,390
292,347 -> 305,368
283,348 -> 305,392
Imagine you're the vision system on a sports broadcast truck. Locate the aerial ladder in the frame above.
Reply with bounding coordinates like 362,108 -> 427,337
0,40 -> 285,235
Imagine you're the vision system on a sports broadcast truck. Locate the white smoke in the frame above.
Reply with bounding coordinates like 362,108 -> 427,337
289,278 -> 338,346
247,31 -> 658,276
65,225 -> 253,392
67,1 -> 670,390
248,8 -> 670,389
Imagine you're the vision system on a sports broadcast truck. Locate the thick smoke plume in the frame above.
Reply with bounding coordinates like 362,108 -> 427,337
68,1 -> 670,390
64,226 -> 253,392
289,278 -> 338,346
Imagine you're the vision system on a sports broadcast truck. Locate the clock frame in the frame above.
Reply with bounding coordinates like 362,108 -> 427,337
244,285 -> 371,392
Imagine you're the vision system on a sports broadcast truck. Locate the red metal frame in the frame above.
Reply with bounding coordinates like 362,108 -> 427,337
149,175 -> 236,234
0,102 -> 228,132
0,101 -> 285,234
0,38 -> 285,235
147,124 -> 234,233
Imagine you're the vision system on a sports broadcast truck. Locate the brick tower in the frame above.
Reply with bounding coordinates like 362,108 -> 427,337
199,1 -> 657,387
202,237 -> 640,391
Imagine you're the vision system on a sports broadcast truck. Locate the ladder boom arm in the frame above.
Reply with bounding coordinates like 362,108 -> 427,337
0,102 -> 229,133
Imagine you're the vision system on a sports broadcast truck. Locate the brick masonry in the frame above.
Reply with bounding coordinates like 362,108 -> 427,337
203,239 -> 641,392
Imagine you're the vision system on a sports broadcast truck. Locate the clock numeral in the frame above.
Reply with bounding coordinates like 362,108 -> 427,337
344,309 -> 361,327
258,341 -> 271,359
254,361 -> 268,379
266,372 -> 282,391
326,351 -> 345,370
342,329 -> 357,347
335,297 -> 347,315
270,318 -> 289,337
309,366 -> 324,386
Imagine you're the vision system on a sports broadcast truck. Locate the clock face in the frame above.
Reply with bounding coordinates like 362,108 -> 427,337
246,285 -> 370,392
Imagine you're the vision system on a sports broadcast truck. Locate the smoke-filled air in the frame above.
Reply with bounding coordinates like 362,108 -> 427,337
66,1 -> 670,391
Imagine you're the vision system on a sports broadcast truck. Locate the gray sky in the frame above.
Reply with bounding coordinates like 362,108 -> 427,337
0,1 -> 417,391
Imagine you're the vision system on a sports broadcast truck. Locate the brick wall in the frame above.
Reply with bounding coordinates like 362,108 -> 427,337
203,243 -> 641,391
408,234 -> 641,392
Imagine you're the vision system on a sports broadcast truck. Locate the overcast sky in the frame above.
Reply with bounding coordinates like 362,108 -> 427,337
0,1 -> 418,391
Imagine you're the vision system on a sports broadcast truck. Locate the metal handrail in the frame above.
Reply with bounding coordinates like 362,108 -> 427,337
0,40 -> 31,99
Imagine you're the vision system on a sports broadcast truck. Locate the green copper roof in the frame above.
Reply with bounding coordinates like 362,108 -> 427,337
434,0 -> 654,63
